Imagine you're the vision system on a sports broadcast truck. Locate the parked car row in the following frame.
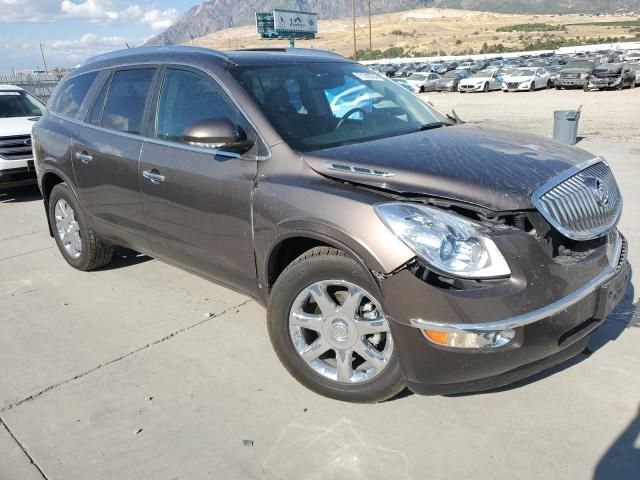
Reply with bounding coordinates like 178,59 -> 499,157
378,49 -> 640,94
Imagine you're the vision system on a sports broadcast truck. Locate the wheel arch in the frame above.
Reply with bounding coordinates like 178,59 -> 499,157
263,226 -> 394,297
40,168 -> 82,237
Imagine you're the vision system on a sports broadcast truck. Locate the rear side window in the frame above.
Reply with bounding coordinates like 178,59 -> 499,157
88,74 -> 111,125
49,72 -> 98,118
101,69 -> 155,135
155,68 -> 244,143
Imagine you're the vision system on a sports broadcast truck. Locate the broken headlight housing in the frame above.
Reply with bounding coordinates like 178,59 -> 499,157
375,203 -> 511,279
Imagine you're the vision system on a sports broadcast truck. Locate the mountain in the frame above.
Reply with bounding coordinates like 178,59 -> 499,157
437,1 -> 640,14
144,1 -> 434,46
145,0 -> 640,46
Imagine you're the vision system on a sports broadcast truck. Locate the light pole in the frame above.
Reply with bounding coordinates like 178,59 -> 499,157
352,0 -> 357,60
368,0 -> 372,60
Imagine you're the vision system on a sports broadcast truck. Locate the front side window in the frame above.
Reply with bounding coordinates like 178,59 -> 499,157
155,68 -> 248,144
102,69 -> 155,135
49,71 -> 98,118
0,90 -> 45,118
230,62 -> 449,152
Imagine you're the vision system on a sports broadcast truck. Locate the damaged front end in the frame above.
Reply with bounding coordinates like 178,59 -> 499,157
340,158 -> 629,394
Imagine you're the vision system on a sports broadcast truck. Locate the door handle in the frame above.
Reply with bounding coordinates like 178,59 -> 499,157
75,151 -> 93,164
142,170 -> 165,184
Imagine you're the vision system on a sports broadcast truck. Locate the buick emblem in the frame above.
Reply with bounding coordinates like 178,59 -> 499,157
331,320 -> 349,342
584,176 -> 609,207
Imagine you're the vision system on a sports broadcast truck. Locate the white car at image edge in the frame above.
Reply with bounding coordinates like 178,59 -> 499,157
502,68 -> 552,92
0,85 -> 44,187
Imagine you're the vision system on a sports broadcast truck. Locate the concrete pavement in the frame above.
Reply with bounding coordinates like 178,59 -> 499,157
0,141 -> 638,480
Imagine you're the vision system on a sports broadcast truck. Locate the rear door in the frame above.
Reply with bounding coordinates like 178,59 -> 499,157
139,66 -> 260,293
73,67 -> 158,248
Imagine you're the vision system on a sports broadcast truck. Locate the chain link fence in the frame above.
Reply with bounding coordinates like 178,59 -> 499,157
0,73 -> 66,103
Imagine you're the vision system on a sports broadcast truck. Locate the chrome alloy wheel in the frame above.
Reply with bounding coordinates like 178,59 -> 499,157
289,280 -> 394,384
54,198 -> 82,259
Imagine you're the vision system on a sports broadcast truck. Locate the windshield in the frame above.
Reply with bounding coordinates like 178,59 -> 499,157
0,90 -> 45,118
230,62 -> 450,152
408,73 -> 426,81
516,69 -> 536,76
471,71 -> 492,78
567,61 -> 595,69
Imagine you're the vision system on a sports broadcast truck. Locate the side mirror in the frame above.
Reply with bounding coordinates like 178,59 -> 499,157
183,118 -> 253,153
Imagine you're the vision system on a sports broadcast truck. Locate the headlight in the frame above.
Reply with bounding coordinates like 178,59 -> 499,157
374,203 -> 511,279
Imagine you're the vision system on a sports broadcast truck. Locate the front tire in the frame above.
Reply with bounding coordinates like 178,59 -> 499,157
48,183 -> 113,271
267,247 -> 405,403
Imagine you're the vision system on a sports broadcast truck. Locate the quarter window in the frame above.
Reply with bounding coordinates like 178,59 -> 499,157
155,68 -> 245,144
101,69 -> 155,135
49,71 -> 98,119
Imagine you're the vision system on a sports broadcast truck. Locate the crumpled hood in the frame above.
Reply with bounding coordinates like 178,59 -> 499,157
303,124 -> 596,211
0,116 -> 39,137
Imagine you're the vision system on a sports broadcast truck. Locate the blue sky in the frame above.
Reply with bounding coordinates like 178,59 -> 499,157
0,0 -> 195,74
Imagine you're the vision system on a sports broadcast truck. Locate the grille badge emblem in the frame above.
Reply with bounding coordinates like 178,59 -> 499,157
24,138 -> 32,146
583,176 -> 609,207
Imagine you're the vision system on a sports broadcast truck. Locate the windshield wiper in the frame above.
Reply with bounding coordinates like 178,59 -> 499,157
416,121 -> 449,132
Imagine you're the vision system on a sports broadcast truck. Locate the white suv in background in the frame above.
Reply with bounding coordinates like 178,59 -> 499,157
0,85 -> 44,187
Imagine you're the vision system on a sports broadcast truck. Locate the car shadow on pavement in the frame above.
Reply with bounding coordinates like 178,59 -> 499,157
0,184 -> 41,203
593,405 -> 640,480
445,281 -> 637,398
97,247 -> 152,270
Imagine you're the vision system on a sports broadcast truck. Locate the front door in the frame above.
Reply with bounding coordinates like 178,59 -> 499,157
140,67 -> 259,293
73,67 -> 157,249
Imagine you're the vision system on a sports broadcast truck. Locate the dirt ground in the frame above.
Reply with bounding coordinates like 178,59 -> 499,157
423,86 -> 640,142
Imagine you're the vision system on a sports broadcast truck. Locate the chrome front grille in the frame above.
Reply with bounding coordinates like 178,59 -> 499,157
0,135 -> 33,160
532,160 -> 622,241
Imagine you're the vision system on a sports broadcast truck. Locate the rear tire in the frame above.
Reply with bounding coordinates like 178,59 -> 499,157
48,183 -> 113,271
267,247 -> 405,403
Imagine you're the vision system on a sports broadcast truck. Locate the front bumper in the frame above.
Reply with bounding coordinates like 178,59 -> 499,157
557,78 -> 588,88
588,77 -> 623,90
0,159 -> 36,186
502,82 -> 532,92
436,83 -> 456,92
382,231 -> 630,395
458,83 -> 485,92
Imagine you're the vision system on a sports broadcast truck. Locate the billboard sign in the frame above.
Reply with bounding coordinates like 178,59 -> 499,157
273,9 -> 318,34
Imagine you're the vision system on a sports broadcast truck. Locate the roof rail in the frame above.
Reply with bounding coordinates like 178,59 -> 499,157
81,45 -> 229,66
232,48 -> 344,58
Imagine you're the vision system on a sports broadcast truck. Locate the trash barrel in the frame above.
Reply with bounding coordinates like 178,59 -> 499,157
553,110 -> 581,145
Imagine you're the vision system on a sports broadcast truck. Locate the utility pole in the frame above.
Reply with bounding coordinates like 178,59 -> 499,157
368,0 -> 372,60
39,43 -> 48,73
352,0 -> 357,60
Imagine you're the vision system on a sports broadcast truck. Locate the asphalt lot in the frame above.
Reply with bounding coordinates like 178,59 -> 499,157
424,87 -> 640,142
1,138 -> 639,479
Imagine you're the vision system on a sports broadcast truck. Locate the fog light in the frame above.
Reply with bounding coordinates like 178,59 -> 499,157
423,329 -> 515,349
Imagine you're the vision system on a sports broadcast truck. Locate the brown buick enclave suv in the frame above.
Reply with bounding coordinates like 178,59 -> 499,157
32,46 -> 630,402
